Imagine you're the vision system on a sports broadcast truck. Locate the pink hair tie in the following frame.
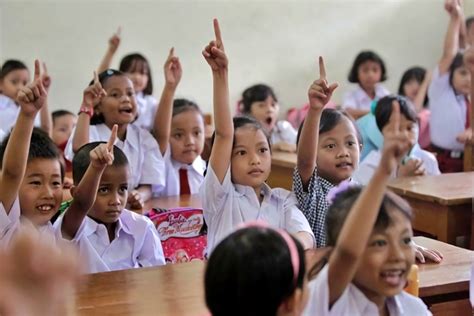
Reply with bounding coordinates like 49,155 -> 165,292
237,221 -> 300,286
326,180 -> 356,205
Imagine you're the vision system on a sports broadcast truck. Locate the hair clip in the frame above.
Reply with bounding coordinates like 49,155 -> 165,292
326,180 -> 356,205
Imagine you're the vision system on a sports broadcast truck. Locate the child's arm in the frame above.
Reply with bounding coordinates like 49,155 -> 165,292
61,125 -> 117,240
327,101 -> 412,305
153,47 -> 182,155
345,108 -> 370,120
412,70 -> 431,113
297,57 -> 338,186
439,0 -> 462,75
203,19 -> 233,183
0,60 -> 47,213
39,62 -> 53,137
98,27 -> 121,73
72,71 -> 107,153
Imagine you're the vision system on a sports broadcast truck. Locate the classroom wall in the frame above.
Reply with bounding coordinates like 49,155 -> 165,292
1,0 -> 473,117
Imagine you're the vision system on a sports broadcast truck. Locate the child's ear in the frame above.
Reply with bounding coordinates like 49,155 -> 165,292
69,185 -> 77,197
277,288 -> 304,316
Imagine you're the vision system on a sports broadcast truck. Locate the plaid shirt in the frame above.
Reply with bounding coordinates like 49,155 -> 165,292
293,167 -> 335,248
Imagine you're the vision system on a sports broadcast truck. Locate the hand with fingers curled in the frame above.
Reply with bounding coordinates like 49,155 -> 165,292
108,27 -> 121,53
82,71 -> 107,111
397,158 -> 426,177
127,190 -> 144,210
202,19 -> 228,72
308,56 -> 338,111
17,59 -> 48,117
164,47 -> 182,88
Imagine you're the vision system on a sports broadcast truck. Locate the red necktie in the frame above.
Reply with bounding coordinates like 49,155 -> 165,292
179,168 -> 191,195
466,97 -> 471,129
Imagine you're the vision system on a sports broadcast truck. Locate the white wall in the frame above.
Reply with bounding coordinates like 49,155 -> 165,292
1,0 -> 473,116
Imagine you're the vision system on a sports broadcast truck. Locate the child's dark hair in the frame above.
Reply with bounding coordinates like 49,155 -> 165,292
119,53 -> 153,95
398,67 -> 429,107
172,98 -> 203,117
72,141 -> 129,185
240,84 -> 278,114
205,226 -> 306,316
89,69 -> 128,125
0,128 -> 64,180
325,186 -> 412,247
0,59 -> 28,80
348,51 -> 387,83
52,110 -> 76,124
374,95 -> 417,131
466,16 -> 474,29
448,52 -> 465,88
296,108 -> 362,146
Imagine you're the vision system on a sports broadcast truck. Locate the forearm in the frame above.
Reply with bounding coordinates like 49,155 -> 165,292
295,231 -> 314,250
440,15 -> 461,71
345,108 -> 369,120
98,49 -> 115,73
72,112 -> 91,153
39,100 -> 52,137
297,108 -> 322,183
153,83 -> 176,154
212,70 -> 233,139
413,79 -> 430,112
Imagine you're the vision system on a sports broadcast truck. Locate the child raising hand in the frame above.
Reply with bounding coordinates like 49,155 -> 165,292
303,101 -> 431,315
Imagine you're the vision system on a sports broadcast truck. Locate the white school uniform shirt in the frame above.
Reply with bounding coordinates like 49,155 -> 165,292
0,94 -> 40,133
0,197 -> 61,247
303,265 -> 432,316
54,209 -> 165,273
353,145 -> 440,185
271,120 -> 297,144
134,92 -> 158,131
200,165 -> 314,253
428,66 -> 467,151
65,123 -> 165,191
153,146 -> 206,197
0,129 -> 6,142
342,84 -> 390,111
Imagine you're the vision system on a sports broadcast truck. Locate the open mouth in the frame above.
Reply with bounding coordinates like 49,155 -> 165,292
265,117 -> 273,125
380,269 -> 405,286
248,169 -> 264,175
336,162 -> 353,168
36,204 -> 55,214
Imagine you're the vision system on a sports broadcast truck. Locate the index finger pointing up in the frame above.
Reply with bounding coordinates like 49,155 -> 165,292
93,71 -> 99,85
389,100 -> 401,133
319,56 -> 326,79
107,124 -> 118,151
34,59 -> 41,80
213,18 -> 223,47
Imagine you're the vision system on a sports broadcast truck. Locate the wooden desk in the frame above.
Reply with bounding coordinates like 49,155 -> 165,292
388,173 -> 474,247
415,237 -> 473,315
76,261 -> 207,316
268,151 -> 296,190
76,237 -> 472,316
144,194 -> 202,210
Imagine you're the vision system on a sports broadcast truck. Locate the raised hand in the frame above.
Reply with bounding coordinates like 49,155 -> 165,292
82,71 -> 107,110
308,57 -> 338,110
380,101 -> 414,175
41,62 -> 52,92
16,60 -> 47,117
108,27 -> 121,53
397,158 -> 426,177
202,19 -> 228,72
90,124 -> 117,169
164,47 -> 182,87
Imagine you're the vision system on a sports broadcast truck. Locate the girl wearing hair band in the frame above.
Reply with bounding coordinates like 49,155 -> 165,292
205,222 -> 309,316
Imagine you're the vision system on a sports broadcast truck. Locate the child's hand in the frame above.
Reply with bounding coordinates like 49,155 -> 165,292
164,47 -> 182,87
82,71 -> 107,110
445,0 -> 461,17
397,158 -> 426,177
127,190 -> 144,210
380,101 -> 413,175
463,46 -> 474,73
308,57 -> 338,111
89,125 -> 117,169
108,27 -> 121,53
16,60 -> 47,117
414,243 -> 443,263
456,128 -> 473,144
202,19 -> 228,72
41,62 -> 52,92
0,224 -> 80,316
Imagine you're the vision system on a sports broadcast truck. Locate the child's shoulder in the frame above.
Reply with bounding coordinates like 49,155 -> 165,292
120,209 -> 154,226
393,291 -> 432,315
267,186 -> 296,204
0,94 -> 15,109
